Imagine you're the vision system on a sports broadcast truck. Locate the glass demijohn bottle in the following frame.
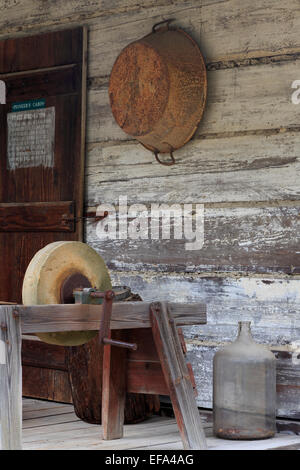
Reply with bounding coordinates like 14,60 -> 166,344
213,321 -> 276,439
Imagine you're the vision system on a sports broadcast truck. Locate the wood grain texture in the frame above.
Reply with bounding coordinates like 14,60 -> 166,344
151,302 -> 207,450
17,398 -> 300,450
2,0 -> 300,69
17,302 -> 206,333
22,366 -> 73,403
127,361 -> 169,396
86,203 -> 300,275
127,327 -> 160,362
2,64 -> 80,99
0,28 -> 83,73
86,132 -> 300,205
22,339 -> 68,371
0,0 -> 173,36
126,328 -> 168,395
0,306 -> 22,450
109,273 -> 300,343
67,330 -> 160,425
67,335 -> 105,424
0,201 -> 75,232
87,0 -> 300,76
102,330 -> 127,439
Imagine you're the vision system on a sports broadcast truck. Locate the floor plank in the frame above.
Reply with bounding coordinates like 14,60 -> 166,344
23,405 -> 75,420
1,399 -> 300,450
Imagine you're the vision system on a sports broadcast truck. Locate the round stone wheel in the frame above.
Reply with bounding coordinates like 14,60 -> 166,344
22,241 -> 160,423
22,241 -> 112,346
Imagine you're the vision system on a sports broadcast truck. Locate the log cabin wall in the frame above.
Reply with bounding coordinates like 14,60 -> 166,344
0,1 -> 299,418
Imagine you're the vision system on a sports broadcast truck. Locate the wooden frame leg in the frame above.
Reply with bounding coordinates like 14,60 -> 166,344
151,302 -> 207,450
101,330 -> 127,440
0,306 -> 22,450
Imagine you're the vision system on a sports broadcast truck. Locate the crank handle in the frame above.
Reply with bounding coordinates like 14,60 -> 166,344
103,337 -> 137,351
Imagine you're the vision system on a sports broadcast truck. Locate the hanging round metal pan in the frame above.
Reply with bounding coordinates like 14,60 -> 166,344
109,19 -> 207,165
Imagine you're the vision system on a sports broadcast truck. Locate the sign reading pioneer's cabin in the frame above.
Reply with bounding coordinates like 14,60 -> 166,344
7,106 -> 55,169
11,98 -> 46,112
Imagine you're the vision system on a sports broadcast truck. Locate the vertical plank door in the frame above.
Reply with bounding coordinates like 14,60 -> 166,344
0,28 -> 87,401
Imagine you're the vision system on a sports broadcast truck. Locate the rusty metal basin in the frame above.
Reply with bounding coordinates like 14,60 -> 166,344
109,20 -> 207,165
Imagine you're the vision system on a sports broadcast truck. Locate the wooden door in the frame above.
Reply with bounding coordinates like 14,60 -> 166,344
0,27 -> 87,401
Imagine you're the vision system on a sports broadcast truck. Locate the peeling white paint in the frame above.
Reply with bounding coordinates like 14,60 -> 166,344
0,339 -> 6,365
291,340 -> 300,366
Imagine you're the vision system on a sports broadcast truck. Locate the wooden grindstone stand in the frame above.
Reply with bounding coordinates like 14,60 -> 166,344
0,291 -> 207,450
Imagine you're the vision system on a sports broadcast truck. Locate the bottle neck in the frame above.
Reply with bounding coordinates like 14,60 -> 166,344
236,321 -> 253,343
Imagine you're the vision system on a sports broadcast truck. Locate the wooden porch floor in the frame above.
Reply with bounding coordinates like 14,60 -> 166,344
1,399 -> 294,450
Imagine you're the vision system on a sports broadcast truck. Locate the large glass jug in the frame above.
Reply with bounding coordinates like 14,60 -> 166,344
213,321 -> 276,439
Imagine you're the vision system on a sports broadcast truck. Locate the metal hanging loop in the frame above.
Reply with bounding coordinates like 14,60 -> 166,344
154,146 -> 176,166
154,151 -> 176,166
152,18 -> 174,33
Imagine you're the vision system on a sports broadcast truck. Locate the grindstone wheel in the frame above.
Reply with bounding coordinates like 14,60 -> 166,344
22,241 -> 112,346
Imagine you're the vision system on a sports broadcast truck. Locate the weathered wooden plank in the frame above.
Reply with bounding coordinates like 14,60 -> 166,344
276,350 -> 300,419
0,28 -> 83,73
150,302 -> 207,450
0,201 -> 75,232
22,339 -> 68,371
102,330 -> 127,440
0,306 -> 22,450
22,398 -> 71,411
88,0 -> 300,76
0,0 -> 177,35
87,59 -> 300,143
22,335 -> 73,402
22,410 -> 169,435
19,398 -> 300,450
22,366 -> 73,403
109,273 -> 300,340
86,133 -> 300,188
127,361 -> 169,395
276,418 -> 300,436
14,302 -> 206,333
22,423 -> 300,450
126,328 -> 169,395
86,203 -> 299,275
22,421 -> 181,450
2,1 -> 300,69
86,132 -> 300,206
23,405 -> 74,421
23,413 -> 79,430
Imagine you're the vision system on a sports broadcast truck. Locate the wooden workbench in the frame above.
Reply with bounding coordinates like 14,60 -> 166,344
0,300 -> 207,450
